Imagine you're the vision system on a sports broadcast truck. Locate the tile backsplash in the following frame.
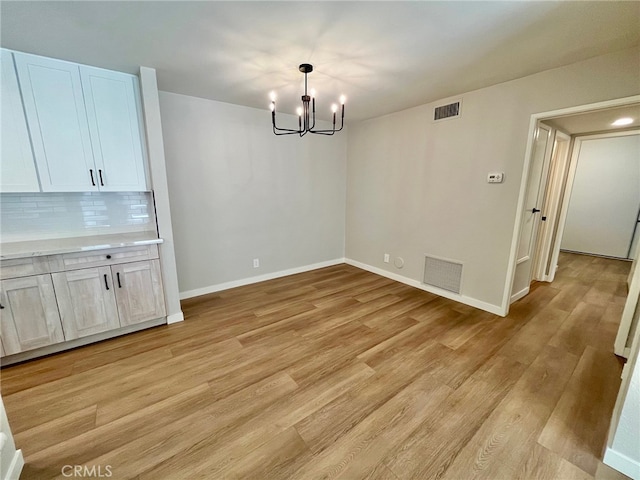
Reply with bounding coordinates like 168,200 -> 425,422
0,192 -> 157,243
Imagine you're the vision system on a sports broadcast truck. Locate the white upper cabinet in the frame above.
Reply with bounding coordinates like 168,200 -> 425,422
14,51 -> 97,192
0,50 -> 40,192
10,50 -> 148,192
80,66 -> 147,191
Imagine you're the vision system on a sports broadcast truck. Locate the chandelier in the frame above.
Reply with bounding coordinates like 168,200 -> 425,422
270,64 -> 345,136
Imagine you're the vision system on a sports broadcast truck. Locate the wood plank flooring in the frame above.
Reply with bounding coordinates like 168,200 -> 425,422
1,252 -> 632,480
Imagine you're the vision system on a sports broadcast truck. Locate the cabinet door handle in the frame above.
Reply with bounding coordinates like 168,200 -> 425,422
98,169 -> 104,186
89,169 -> 96,186
117,272 -> 122,288
104,274 -> 110,290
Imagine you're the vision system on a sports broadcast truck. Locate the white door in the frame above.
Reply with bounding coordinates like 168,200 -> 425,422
14,51 -> 98,192
80,65 -> 147,191
0,49 -> 40,192
532,131 -> 572,282
0,275 -> 64,355
511,124 -> 553,301
561,134 -> 640,259
52,267 -> 120,340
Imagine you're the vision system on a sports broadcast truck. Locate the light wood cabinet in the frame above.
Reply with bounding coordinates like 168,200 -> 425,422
52,267 -> 121,340
52,258 -> 165,338
10,50 -> 148,192
113,260 -> 166,326
0,274 -> 64,355
0,49 -> 40,192
0,244 -> 165,359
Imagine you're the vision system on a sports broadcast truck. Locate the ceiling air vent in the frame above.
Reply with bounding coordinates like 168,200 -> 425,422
423,255 -> 463,294
433,100 -> 461,122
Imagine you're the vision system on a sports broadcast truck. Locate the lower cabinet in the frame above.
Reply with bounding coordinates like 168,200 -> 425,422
52,259 -> 165,340
52,266 -> 121,340
112,260 -> 165,327
0,274 -> 65,355
0,245 -> 166,358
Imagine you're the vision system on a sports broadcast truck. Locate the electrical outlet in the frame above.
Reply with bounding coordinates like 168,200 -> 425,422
383,253 -> 390,263
253,258 -> 260,268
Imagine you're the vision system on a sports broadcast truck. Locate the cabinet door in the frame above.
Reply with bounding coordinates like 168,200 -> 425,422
80,66 -> 147,191
0,49 -> 40,192
14,52 -> 97,192
113,260 -> 166,326
52,267 -> 120,340
0,275 -> 64,355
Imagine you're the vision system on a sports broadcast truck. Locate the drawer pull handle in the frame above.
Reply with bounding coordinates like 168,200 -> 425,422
104,274 -> 110,290
0,304 -> 4,309
89,169 -> 96,186
117,272 -> 122,288
99,169 -> 104,186
106,255 -> 112,259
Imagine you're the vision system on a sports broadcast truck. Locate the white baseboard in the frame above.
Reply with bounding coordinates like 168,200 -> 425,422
4,449 -> 23,480
166,312 -> 184,324
510,286 -> 530,304
345,258 -> 505,316
604,447 -> 640,480
179,258 -> 346,300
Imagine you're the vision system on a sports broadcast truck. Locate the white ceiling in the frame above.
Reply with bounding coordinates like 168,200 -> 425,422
1,1 -> 639,121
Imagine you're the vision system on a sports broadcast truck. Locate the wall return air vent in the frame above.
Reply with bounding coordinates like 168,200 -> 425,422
423,255 -> 463,294
433,100 -> 461,122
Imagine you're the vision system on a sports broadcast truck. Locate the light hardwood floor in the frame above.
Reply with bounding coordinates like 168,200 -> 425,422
2,252 -> 632,480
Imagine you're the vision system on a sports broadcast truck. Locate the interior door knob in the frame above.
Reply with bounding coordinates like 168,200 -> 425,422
532,208 -> 541,213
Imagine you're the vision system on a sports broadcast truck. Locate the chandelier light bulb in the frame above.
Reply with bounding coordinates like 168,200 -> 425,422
340,95 -> 346,105
310,88 -> 316,98
269,91 -> 277,102
331,104 -> 338,113
269,102 -> 275,112
296,106 -> 303,117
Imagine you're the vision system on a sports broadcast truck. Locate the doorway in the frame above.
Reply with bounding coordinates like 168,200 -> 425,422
504,96 -> 640,319
560,132 -> 640,260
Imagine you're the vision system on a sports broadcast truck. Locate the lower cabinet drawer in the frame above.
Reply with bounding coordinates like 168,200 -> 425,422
49,244 -> 159,272
0,256 -> 51,280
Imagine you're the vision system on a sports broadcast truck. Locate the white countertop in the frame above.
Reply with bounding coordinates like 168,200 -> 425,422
0,232 -> 163,260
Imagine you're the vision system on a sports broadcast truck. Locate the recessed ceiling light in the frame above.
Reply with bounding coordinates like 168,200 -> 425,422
611,117 -> 634,126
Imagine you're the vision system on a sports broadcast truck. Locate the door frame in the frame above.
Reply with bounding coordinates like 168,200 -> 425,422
550,129 -> 640,269
502,94 -> 640,315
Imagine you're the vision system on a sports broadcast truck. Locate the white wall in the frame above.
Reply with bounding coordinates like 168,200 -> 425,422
606,302 -> 640,479
159,92 -> 347,296
610,353 -> 640,479
561,134 -> 640,259
0,395 -> 23,480
346,47 -> 640,312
